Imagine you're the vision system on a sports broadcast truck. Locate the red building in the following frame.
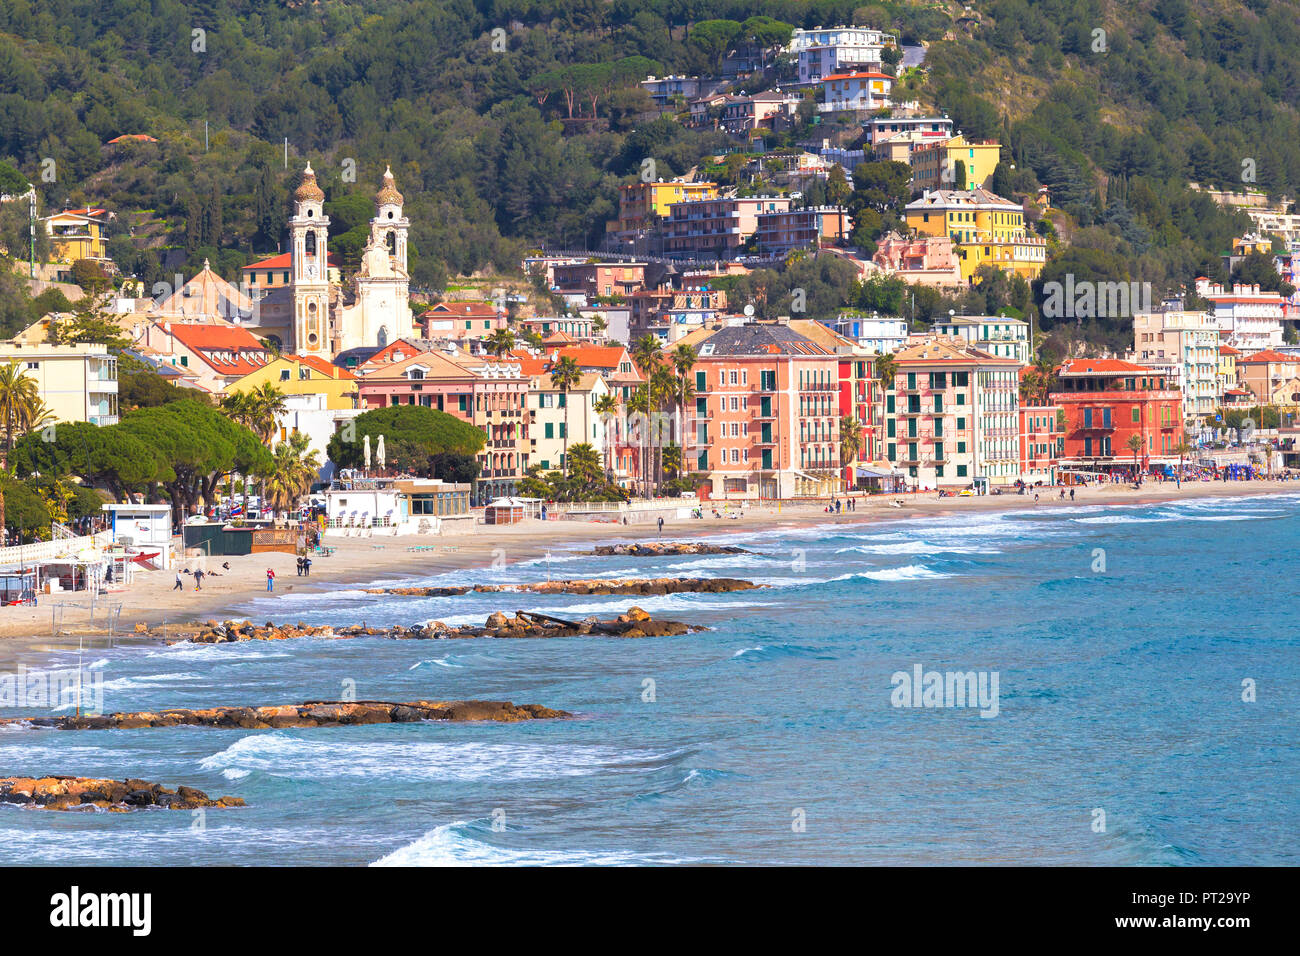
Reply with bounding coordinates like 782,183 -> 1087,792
1018,404 -> 1061,484
1050,359 -> 1183,472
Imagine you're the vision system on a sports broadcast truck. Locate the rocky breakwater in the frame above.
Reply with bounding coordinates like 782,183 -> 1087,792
366,576 -> 763,597
588,542 -> 753,556
0,699 -> 570,731
0,776 -> 244,811
149,608 -> 703,644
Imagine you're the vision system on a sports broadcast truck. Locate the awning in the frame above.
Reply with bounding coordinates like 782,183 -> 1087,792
854,464 -> 896,479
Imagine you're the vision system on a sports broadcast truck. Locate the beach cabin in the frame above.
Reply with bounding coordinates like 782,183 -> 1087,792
324,476 -> 472,536
483,497 -> 542,525
102,503 -> 173,569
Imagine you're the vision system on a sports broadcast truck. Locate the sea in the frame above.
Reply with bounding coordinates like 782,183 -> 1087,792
1,492 -> 1296,865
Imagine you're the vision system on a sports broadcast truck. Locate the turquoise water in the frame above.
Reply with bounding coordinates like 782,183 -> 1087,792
2,493 -> 1297,865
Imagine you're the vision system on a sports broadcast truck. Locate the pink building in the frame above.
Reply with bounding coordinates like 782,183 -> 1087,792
872,232 -> 962,288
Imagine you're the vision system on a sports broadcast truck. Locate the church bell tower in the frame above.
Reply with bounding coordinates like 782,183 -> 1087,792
289,163 -> 331,356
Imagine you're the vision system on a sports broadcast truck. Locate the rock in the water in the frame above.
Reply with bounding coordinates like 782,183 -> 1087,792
0,776 -> 244,811
0,699 -> 571,731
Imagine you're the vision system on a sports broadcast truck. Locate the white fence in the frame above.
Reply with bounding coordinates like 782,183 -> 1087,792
0,532 -> 112,568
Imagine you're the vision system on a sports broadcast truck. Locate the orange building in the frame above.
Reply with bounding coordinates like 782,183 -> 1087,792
674,321 -> 843,498
1050,359 -> 1183,472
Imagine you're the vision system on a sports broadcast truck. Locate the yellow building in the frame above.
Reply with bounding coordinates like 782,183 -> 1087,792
0,342 -> 118,425
41,207 -> 115,263
910,136 -> 1002,192
904,187 -> 1045,283
608,180 -> 718,236
227,354 -> 358,409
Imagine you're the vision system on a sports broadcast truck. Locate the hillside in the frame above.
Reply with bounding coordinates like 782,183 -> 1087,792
0,0 -> 1297,353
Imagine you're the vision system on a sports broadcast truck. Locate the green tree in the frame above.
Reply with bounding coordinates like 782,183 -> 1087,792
549,355 -> 583,475
264,432 -> 320,523
325,405 -> 487,476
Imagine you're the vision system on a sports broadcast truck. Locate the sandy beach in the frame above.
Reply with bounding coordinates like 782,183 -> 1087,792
1,479 -> 1294,658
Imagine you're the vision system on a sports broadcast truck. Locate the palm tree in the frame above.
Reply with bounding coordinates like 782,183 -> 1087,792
1175,434 -> 1194,483
0,362 -> 45,539
875,353 -> 897,389
592,392 -> 620,478
669,374 -> 696,473
839,415 -> 864,467
263,432 -> 320,524
485,328 -> 516,357
549,355 -> 582,475
564,442 -> 603,494
649,363 -> 677,493
1126,432 -> 1144,478
671,343 -> 697,448
626,383 -> 652,499
0,361 -> 43,456
523,329 -> 545,351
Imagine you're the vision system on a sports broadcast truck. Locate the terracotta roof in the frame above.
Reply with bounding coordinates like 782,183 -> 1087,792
1239,349 -> 1295,363
291,353 -> 356,380
424,301 -> 500,318
164,323 -> 272,376
243,252 -> 341,271
1219,345 -> 1240,355
1058,358 -> 1152,375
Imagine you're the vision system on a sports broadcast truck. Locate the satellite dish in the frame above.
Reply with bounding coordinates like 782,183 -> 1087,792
744,304 -> 755,317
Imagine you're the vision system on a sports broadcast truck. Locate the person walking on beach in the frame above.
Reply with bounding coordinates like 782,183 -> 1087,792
657,516 -> 664,537
173,570 -> 184,591
303,557 -> 312,576
266,568 -> 275,592
1070,487 -> 1075,501
296,556 -> 304,576
194,568 -> 204,591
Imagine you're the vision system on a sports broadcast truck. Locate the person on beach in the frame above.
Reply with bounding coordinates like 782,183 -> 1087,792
303,558 -> 312,576
194,569 -> 204,590
173,571 -> 184,591
296,556 -> 304,576
266,569 -> 275,592
657,516 -> 664,536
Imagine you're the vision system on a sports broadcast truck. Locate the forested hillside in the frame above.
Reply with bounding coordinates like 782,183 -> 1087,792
1,0 -> 1298,352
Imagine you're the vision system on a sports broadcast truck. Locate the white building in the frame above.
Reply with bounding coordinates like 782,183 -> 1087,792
818,71 -> 893,113
275,393 -> 365,483
324,476 -> 472,536
1195,277 -> 1286,351
527,371 -> 610,473
931,316 -> 1031,364
818,314 -> 909,354
0,342 -> 118,425
1131,307 -> 1219,424
101,504 -> 173,570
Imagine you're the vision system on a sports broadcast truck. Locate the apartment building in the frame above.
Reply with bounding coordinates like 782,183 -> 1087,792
0,342 -> 118,426
861,112 -> 953,146
527,371 -> 610,472
754,206 -> 849,255
931,315 -> 1030,364
608,180 -> 718,238
1131,308 -> 1218,424
905,188 -> 1046,283
818,71 -> 894,113
674,321 -> 843,498
1195,277 -> 1285,351
662,196 -> 792,259
882,338 -> 1022,490
1051,359 -> 1184,467
550,262 -> 647,298
909,135 -> 1001,192
1237,349 -> 1300,408
1018,403 -> 1062,484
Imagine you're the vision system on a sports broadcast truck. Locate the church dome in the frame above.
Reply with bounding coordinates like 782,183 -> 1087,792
375,165 -> 404,206
295,163 -> 325,202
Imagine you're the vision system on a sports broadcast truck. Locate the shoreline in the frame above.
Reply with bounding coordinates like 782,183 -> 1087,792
1,480 -> 1294,655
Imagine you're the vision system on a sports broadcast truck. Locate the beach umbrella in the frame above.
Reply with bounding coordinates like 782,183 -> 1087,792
377,434 -> 386,470
364,434 -> 372,470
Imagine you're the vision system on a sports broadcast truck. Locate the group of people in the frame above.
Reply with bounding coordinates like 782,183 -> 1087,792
172,563 -> 231,591
823,498 -> 857,513
295,555 -> 313,576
